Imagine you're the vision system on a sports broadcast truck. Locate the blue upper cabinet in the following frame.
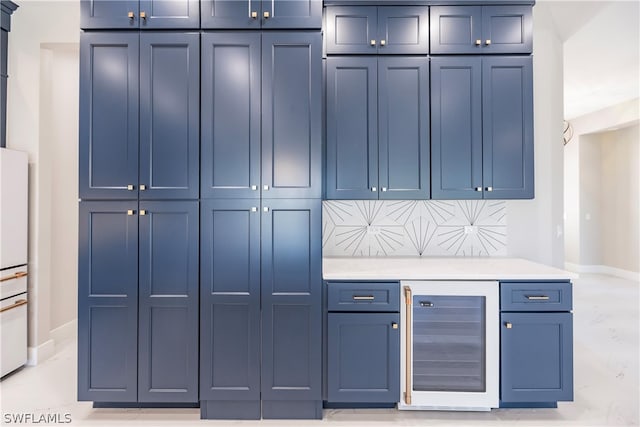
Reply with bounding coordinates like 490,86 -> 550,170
326,56 -> 430,200
326,57 -> 378,199
326,6 -> 428,55
431,5 -> 532,54
80,32 -> 200,200
139,33 -> 200,200
79,33 -> 139,200
81,0 -> 199,29
138,201 -> 199,403
378,57 -> 429,200
482,56 -> 534,199
431,56 -> 533,200
201,0 -> 321,29
201,33 -> 261,199
78,201 -> 139,402
262,32 -> 322,199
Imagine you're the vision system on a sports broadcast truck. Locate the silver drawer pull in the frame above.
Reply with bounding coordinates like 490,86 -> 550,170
419,301 -> 433,307
526,295 -> 550,300
353,295 -> 375,301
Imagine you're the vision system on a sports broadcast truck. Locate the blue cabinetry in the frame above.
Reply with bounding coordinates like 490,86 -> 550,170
80,32 -> 200,200
201,32 -> 321,200
325,6 -> 428,54
325,282 -> 400,404
200,199 -> 322,419
202,0 -> 321,29
500,282 -> 574,406
79,201 -> 200,403
326,56 -> 429,200
431,56 -> 533,199
81,0 -> 199,29
430,5 -> 532,54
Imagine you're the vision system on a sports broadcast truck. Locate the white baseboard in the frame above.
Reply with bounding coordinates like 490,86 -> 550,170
27,339 -> 55,366
50,319 -> 77,345
564,262 -> 640,282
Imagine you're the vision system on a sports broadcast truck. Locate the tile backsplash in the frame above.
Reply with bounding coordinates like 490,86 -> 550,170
322,200 -> 507,257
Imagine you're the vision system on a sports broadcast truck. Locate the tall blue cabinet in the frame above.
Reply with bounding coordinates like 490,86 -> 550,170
79,0 -> 323,419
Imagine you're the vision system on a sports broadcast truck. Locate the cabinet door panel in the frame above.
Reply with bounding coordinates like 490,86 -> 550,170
201,33 -> 261,199
200,199 -> 260,401
138,201 -> 198,402
81,0 -> 139,29
327,313 -> 399,402
482,56 -> 533,199
501,313 -> 573,402
263,0 -> 322,29
261,199 -> 321,402
79,33 -> 139,199
482,6 -> 532,54
78,201 -> 138,402
140,33 -> 199,200
201,0 -> 260,29
325,7 -> 377,54
262,33 -> 322,198
139,0 -> 199,29
377,7 -> 428,55
430,6 -> 481,54
378,57 -> 429,200
431,57 -> 482,199
326,57 -> 378,199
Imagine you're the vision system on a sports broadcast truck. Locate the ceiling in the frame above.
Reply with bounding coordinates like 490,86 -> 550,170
544,1 -> 640,120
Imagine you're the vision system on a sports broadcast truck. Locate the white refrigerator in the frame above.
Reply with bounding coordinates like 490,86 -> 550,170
0,148 -> 29,377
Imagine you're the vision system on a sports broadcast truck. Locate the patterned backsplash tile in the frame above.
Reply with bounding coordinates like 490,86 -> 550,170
322,200 -> 507,257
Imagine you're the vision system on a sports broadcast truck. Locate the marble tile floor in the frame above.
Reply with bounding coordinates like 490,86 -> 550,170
1,273 -> 638,426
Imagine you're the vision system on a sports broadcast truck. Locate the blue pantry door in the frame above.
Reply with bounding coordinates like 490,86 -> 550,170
199,200 -> 261,415
138,201 -> 199,403
79,32 -> 139,200
261,32 -> 322,199
429,6 -> 482,54
431,56 -> 483,199
201,33 -> 261,199
326,57 -> 378,199
482,56 -> 534,199
378,57 -> 429,200
261,199 -> 322,417
139,33 -> 200,200
78,201 -> 138,402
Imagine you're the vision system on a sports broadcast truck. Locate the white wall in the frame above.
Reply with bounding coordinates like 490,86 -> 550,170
506,2 -> 565,268
6,0 -> 80,358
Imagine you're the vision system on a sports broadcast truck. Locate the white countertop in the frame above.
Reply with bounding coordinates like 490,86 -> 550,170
323,257 -> 578,281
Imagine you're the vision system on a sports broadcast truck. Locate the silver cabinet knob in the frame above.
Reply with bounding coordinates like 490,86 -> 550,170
381,187 -> 387,192
370,39 -> 376,46
263,207 -> 269,212
391,322 -> 398,329
251,11 -> 257,19
250,207 -> 257,212
475,39 -> 481,46
127,184 -> 135,191
140,11 -> 146,20
139,210 -> 147,216
485,186 -> 493,192
128,11 -> 135,19
263,11 -> 270,19
263,185 -> 269,191
475,187 -> 483,192
380,40 -> 386,46
505,322 -> 513,329
251,185 -> 257,191
485,39 -> 491,45
139,184 -> 146,191
127,210 -> 135,216
371,186 -> 377,192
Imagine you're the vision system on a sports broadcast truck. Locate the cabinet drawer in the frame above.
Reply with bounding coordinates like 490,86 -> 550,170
327,282 -> 399,312
500,282 -> 572,312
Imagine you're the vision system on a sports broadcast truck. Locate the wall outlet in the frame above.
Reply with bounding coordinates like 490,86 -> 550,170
464,225 -> 478,235
367,225 -> 381,235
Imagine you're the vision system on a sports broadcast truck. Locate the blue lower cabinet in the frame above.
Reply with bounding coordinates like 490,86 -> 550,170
78,201 -> 139,402
78,201 -> 199,404
138,201 -> 199,403
261,199 -> 323,419
199,199 -> 261,419
500,312 -> 573,404
327,313 -> 400,403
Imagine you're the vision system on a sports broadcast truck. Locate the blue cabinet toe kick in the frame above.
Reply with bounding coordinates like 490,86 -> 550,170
500,402 -> 558,409
200,401 -> 261,420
